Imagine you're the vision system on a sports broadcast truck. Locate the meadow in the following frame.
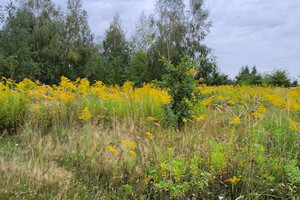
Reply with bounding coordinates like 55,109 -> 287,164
0,77 -> 300,199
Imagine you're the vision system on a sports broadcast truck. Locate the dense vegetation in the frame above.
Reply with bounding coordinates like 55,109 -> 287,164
0,0 -> 300,199
0,77 -> 300,199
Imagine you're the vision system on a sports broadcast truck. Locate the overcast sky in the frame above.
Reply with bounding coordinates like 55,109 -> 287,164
1,0 -> 300,81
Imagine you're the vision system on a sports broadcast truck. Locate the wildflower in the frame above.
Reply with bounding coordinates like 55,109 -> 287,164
106,145 -> 116,152
146,132 -> 154,141
122,140 -> 137,148
189,68 -> 196,76
147,116 -> 155,121
226,176 -> 242,185
183,118 -> 188,123
236,146 -> 246,151
259,147 -> 264,152
195,114 -> 206,121
129,150 -> 136,155
159,163 -> 167,170
228,100 -> 236,105
230,117 -> 241,125
288,118 -> 299,131
217,95 -> 226,101
202,97 -> 213,106
98,115 -> 104,119
78,107 -> 92,122
199,77 -> 205,82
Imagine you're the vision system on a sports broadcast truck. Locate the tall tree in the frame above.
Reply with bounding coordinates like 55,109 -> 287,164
0,0 -> 98,84
0,2 -> 38,81
102,14 -> 130,85
133,0 -> 213,81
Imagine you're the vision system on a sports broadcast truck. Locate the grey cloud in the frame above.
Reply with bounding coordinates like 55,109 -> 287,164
205,0 -> 300,80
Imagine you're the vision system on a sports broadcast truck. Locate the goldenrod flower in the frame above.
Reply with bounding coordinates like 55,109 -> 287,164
259,147 -> 264,152
236,146 -> 246,151
189,68 -> 196,76
146,132 -> 154,141
106,145 -> 116,152
129,150 -> 136,155
78,107 -> 92,122
202,97 -> 213,106
122,140 -> 137,148
288,118 -> 299,131
98,115 -> 104,119
199,77 -> 205,82
195,114 -> 206,121
147,116 -> 155,121
230,117 -> 241,124
226,176 -> 242,185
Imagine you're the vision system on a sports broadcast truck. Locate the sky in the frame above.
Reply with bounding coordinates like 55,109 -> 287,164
1,0 -> 300,81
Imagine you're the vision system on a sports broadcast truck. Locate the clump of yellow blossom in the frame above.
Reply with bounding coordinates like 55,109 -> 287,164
78,107 -> 92,122
251,103 -> 267,118
182,118 -> 188,123
230,117 -> 241,125
288,118 -> 299,131
259,147 -> 264,152
236,146 -> 246,151
147,116 -> 156,121
195,114 -> 207,121
129,150 -> 136,155
106,145 -> 116,152
202,96 -> 213,106
188,68 -> 196,76
146,132 -> 154,141
226,176 -> 242,185
199,77 -> 205,82
122,140 -> 137,148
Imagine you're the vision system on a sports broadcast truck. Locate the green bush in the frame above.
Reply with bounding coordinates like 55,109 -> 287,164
160,57 -> 200,128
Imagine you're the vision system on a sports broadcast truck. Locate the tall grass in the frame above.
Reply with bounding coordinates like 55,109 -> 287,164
0,77 -> 300,199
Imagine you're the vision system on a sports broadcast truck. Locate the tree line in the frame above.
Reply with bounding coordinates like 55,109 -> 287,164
0,0 -> 298,87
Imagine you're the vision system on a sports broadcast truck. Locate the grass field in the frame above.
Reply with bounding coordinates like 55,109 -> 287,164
0,77 -> 300,199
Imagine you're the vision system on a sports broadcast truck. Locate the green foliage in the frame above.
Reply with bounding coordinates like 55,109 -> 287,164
235,66 -> 263,85
0,0 -> 98,84
132,0 -> 213,82
160,57 -> 199,128
265,69 -> 293,87
127,51 -> 149,86
102,14 -> 130,85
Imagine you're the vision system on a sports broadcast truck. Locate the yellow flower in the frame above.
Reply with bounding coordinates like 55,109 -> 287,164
159,163 -> 167,170
288,118 -> 299,131
146,132 -> 154,141
183,118 -> 188,123
78,107 -> 92,122
189,68 -> 196,76
230,117 -> 241,124
106,145 -> 116,152
122,140 -> 137,148
202,96 -> 213,106
195,114 -> 206,121
236,146 -> 246,151
199,77 -> 205,82
147,116 -> 155,121
260,147 -> 264,152
226,176 -> 242,185
129,150 -> 136,155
